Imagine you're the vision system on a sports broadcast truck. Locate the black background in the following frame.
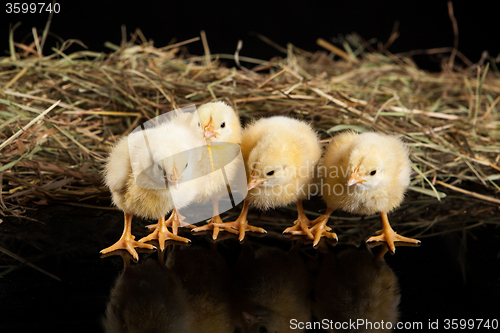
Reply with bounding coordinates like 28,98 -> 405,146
2,0 -> 499,71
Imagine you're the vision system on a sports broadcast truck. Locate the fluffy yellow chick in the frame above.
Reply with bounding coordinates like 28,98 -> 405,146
191,101 -> 246,240
216,116 -> 321,241
313,248 -> 400,333
309,131 -> 420,251
197,101 -> 242,144
101,113 -> 205,260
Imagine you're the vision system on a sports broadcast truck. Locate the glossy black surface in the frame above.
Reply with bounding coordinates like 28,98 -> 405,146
1,204 -> 499,332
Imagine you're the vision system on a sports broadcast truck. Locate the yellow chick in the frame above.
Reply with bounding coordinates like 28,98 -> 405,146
309,131 -> 420,251
313,247 -> 400,333
191,101 -> 246,240
197,101 -> 242,144
101,113 -> 205,260
102,258 -> 192,332
215,116 -> 321,241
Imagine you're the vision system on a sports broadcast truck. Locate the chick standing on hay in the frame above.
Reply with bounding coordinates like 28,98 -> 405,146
215,116 -> 321,241
302,131 -> 420,252
191,101 -> 245,240
101,112 -> 205,260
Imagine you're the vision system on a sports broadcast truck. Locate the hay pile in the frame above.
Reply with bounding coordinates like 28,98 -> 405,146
1,29 -> 499,243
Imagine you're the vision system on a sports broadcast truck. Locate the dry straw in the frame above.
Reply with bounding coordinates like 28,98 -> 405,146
0,28 -> 499,248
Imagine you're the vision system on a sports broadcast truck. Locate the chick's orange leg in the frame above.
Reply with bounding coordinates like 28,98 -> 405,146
212,199 -> 267,242
191,198 -> 238,240
139,211 -> 191,251
282,200 -> 315,239
100,212 -> 155,261
308,206 -> 338,246
367,212 -> 421,253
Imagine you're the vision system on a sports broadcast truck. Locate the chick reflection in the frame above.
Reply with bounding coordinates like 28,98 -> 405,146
234,246 -> 311,333
166,245 -> 236,333
102,239 -> 404,333
313,247 -> 400,333
102,245 -> 235,333
102,257 -> 191,333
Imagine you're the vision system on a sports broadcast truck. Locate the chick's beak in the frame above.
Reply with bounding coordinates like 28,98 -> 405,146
247,176 -> 267,191
203,119 -> 218,139
348,169 -> 366,186
167,166 -> 182,190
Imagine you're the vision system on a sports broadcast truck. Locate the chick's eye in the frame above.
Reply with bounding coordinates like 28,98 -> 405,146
220,122 -> 226,128
157,164 -> 162,171
197,121 -> 200,127
266,170 -> 274,176
185,163 -> 189,168
370,170 -> 377,176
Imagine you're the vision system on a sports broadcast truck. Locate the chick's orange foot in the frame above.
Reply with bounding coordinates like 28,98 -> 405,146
139,214 -> 191,251
100,213 -> 155,261
191,214 -> 239,240
366,212 -> 420,253
308,214 -> 338,247
367,230 -> 420,253
212,219 -> 267,242
145,209 -> 194,234
213,199 -> 266,242
282,201 -> 315,239
282,218 -> 314,237
100,235 -> 155,261
207,199 -> 267,242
